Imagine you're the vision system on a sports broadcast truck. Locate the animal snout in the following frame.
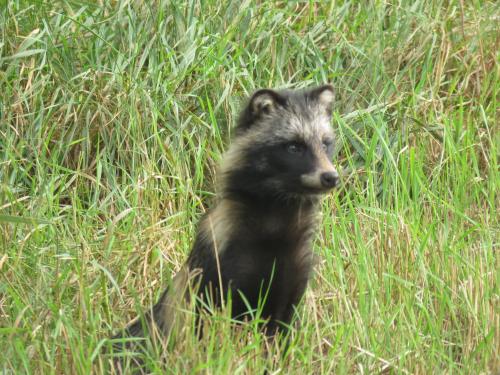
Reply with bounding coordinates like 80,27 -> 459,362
320,171 -> 339,188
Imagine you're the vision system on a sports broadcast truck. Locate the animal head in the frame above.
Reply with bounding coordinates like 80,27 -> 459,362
221,85 -> 339,200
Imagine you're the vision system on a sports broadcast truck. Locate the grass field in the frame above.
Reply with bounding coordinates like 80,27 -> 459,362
1,1 -> 498,373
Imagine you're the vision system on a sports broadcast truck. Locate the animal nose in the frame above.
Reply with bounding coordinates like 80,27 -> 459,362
320,171 -> 339,188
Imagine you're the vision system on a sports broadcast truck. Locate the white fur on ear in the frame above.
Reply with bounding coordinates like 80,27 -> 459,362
252,93 -> 275,114
314,85 -> 335,111
250,89 -> 285,115
317,86 -> 334,108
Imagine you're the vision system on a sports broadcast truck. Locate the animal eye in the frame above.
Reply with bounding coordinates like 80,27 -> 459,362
322,139 -> 333,151
286,142 -> 304,154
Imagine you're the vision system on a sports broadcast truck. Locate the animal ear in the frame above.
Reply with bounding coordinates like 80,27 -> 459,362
235,89 -> 287,134
309,84 -> 334,114
249,89 -> 286,116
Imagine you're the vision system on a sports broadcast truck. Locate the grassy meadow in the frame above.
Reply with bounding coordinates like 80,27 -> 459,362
1,0 -> 498,373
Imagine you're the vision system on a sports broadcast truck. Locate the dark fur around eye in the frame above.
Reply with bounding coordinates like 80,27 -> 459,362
286,141 -> 306,154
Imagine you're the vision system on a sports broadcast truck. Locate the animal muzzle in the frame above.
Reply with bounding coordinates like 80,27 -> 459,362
319,170 -> 339,189
300,169 -> 340,191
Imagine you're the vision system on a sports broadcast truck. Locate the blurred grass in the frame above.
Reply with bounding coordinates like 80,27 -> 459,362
0,0 -> 498,373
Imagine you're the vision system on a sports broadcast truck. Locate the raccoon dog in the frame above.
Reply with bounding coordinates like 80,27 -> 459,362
116,84 -> 340,345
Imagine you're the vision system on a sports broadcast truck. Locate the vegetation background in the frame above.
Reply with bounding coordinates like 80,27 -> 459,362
1,0 -> 498,373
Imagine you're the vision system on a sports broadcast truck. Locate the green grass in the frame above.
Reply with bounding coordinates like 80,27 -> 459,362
1,0 -> 498,373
